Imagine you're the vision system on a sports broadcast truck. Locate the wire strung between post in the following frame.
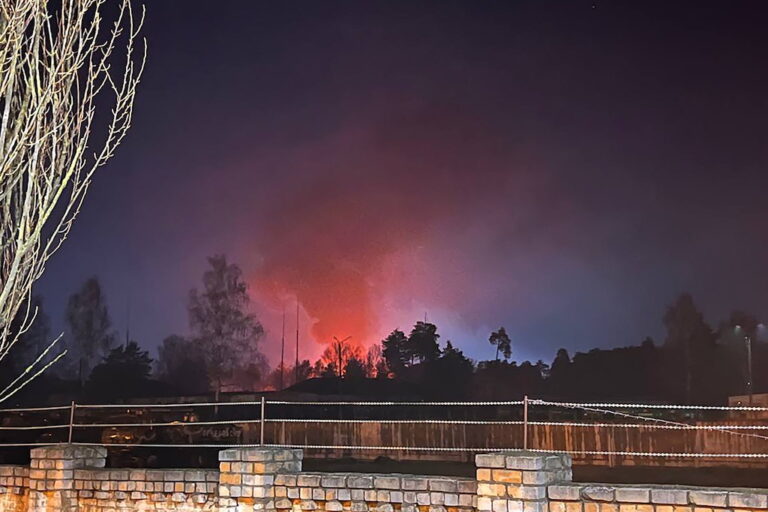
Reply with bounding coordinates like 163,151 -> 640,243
0,405 -> 72,413
530,399 -> 768,411
31,417 -> 768,430
73,419 -> 265,428
73,401 -> 266,409
0,440 -> 764,458
265,400 -> 526,406
56,417 -> 768,430
0,424 -> 70,430
533,399 -> 768,442
264,419 -> 526,424
0,441 -> 758,458
8,398 -> 768,411
3,397 -> 768,459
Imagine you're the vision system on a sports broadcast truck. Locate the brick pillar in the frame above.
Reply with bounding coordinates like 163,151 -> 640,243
219,447 -> 303,512
476,451 -> 572,512
27,444 -> 106,512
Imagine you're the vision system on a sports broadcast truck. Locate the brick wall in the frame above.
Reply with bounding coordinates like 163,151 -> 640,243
271,471 -> 476,512
73,468 -> 218,511
216,447 -> 477,512
0,446 -> 766,512
0,465 -> 29,512
24,445 -> 219,511
546,481 -> 768,512
476,452 -> 572,512
475,452 -> 768,512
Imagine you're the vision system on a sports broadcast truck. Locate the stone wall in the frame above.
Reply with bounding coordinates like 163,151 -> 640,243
23,445 -> 219,511
74,468 -> 218,511
0,446 -> 766,512
0,465 -> 29,512
216,447 -> 477,512
475,452 -> 768,512
271,471 -> 476,512
546,481 -> 768,512
476,452 -> 572,512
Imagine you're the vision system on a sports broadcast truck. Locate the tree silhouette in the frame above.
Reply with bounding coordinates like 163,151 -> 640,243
407,321 -> 441,363
188,255 -> 265,396
422,341 -> 474,398
267,359 -> 315,388
0,0 -> 144,400
316,337 -> 361,378
157,335 -> 208,395
87,341 -> 153,400
547,348 -> 571,397
345,357 -> 367,379
489,327 -> 512,361
663,293 -> 715,403
365,344 -> 387,378
65,278 -> 115,388
294,360 -> 314,384
382,329 -> 408,376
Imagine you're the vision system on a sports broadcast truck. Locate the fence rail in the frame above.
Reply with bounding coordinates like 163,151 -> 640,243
1,397 -> 767,463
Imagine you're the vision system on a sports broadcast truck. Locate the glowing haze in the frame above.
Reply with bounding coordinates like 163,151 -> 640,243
248,102 -> 546,357
37,1 -> 768,366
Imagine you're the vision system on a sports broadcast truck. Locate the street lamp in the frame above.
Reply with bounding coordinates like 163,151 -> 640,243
736,325 -> 754,406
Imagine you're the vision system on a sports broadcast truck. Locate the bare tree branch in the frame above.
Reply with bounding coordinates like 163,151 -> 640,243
0,0 -> 145,401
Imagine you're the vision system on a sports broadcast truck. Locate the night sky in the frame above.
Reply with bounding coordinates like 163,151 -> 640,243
37,1 -> 768,366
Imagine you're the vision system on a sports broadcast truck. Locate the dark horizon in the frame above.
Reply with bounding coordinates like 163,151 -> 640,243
36,0 -> 768,366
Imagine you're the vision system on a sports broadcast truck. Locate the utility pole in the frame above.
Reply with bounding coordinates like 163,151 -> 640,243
294,300 -> 299,384
125,297 -> 131,348
279,307 -> 285,390
332,336 -> 352,410
745,335 -> 754,406
333,336 -> 352,378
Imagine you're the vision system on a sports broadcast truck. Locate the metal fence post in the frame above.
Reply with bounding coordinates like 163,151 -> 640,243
260,396 -> 266,446
523,395 -> 529,450
67,401 -> 76,443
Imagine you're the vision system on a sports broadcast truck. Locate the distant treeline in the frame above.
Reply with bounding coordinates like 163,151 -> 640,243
2,253 -> 764,406
275,293 -> 764,405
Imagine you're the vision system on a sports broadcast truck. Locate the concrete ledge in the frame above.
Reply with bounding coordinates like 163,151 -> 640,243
549,485 -> 582,501
650,489 -> 689,505
729,491 -> 768,509
8,446 -> 768,512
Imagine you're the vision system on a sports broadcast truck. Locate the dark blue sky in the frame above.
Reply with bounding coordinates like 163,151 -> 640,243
38,0 -> 768,365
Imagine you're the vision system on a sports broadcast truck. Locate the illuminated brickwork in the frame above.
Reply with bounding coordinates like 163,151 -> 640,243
0,446 -> 764,512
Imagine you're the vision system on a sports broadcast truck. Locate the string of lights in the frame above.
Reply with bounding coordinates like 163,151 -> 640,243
1,417 -> 767,430
0,398 -> 765,459
531,399 -> 768,411
535,400 -> 768,441
3,399 -> 766,412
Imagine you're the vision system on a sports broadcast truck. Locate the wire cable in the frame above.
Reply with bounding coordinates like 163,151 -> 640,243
44,442 -> 768,458
532,400 -> 768,411
265,400 -> 525,406
0,424 -> 69,431
0,405 -> 71,413
533,399 -> 768,441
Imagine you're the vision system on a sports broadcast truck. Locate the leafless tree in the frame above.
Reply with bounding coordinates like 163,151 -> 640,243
364,344 -> 386,378
188,255 -> 266,398
0,0 -> 145,401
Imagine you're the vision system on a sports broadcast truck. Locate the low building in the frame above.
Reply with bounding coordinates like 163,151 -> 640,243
728,393 -> 768,419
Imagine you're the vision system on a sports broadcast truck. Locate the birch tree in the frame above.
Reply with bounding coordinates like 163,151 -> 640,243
65,277 -> 115,387
188,255 -> 266,397
0,0 -> 145,401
